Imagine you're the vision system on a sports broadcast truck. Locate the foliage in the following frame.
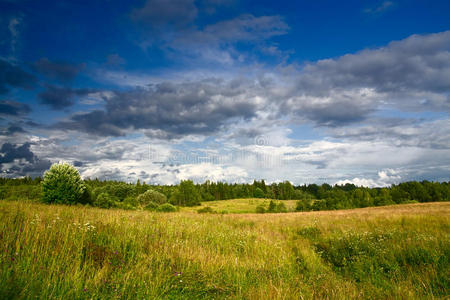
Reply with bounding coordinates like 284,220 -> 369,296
137,189 -> 167,207
1,176 -> 449,210
197,206 -> 216,214
156,203 -> 177,212
255,204 -> 266,213
143,201 -> 159,211
170,180 -> 201,206
41,163 -> 87,205
253,187 -> 265,198
94,193 -> 117,208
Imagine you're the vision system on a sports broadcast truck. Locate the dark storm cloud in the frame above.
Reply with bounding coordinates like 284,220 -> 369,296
0,142 -> 51,177
34,58 -> 85,82
131,0 -> 197,28
0,59 -> 36,94
38,85 -> 95,110
0,142 -> 34,163
56,79 -> 261,138
0,100 -> 31,116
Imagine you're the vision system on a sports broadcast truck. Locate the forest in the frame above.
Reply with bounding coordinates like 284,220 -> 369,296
1,174 -> 448,212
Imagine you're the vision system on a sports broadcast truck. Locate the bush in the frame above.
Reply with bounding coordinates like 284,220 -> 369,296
42,163 -> 86,205
94,193 -> 116,208
276,202 -> 287,213
137,189 -> 167,206
197,206 -> 215,214
256,204 -> 266,213
123,195 -> 139,208
268,200 -> 276,212
156,203 -> 177,212
144,201 -> 159,211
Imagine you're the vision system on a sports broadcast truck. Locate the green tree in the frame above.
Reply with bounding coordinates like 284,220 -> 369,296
254,187 -> 265,198
137,189 -> 167,206
170,180 -> 201,206
42,163 -> 86,205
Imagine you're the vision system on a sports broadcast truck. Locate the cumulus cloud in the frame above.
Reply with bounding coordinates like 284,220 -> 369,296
0,142 -> 52,177
335,169 -> 401,187
286,30 -> 450,126
38,85 -> 96,110
56,78 -> 266,138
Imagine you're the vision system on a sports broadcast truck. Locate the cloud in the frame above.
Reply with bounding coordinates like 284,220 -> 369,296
105,54 -> 126,67
364,1 -> 395,14
34,58 -> 85,82
335,169 -> 400,187
131,0 -> 198,29
0,100 -> 31,116
0,142 -> 52,177
0,123 -> 26,136
285,31 -> 450,126
0,59 -> 36,94
328,118 -> 450,150
174,14 -> 289,46
56,78 -> 265,138
38,85 -> 96,110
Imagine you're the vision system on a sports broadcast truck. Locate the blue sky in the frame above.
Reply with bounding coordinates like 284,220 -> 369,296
1,0 -> 449,186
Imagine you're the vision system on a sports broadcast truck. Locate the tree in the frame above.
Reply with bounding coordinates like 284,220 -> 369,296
254,187 -> 265,198
42,163 -> 86,205
170,180 -> 201,206
137,189 -> 167,206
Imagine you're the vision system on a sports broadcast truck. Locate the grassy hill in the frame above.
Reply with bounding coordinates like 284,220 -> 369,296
0,201 -> 448,299
180,198 -> 299,213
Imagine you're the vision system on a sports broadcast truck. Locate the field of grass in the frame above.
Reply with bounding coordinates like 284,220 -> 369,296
0,200 -> 448,299
180,198 -> 298,213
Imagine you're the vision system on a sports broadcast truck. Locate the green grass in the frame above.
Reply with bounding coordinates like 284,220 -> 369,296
180,198 -> 298,214
0,201 -> 448,299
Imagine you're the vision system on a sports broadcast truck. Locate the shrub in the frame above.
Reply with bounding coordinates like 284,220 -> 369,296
268,200 -> 276,212
144,201 -> 159,211
137,189 -> 167,206
94,193 -> 116,208
156,203 -> 177,212
123,195 -> 139,208
255,204 -> 266,213
197,206 -> 215,214
42,163 -> 86,205
276,201 -> 287,213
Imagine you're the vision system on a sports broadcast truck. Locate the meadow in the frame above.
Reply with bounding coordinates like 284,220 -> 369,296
180,198 -> 298,214
0,200 -> 448,299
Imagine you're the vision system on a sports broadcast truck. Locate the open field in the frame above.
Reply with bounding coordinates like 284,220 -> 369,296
0,201 -> 449,299
179,198 -> 299,213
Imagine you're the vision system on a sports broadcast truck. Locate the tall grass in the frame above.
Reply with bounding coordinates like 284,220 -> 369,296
0,201 -> 448,299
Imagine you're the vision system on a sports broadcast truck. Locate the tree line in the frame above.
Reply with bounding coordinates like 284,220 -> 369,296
0,166 -> 448,211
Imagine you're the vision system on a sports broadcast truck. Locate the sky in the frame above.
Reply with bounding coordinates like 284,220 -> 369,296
0,0 -> 449,186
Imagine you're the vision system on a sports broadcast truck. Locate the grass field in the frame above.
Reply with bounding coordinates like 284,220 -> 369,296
180,198 -> 298,213
0,200 -> 449,299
